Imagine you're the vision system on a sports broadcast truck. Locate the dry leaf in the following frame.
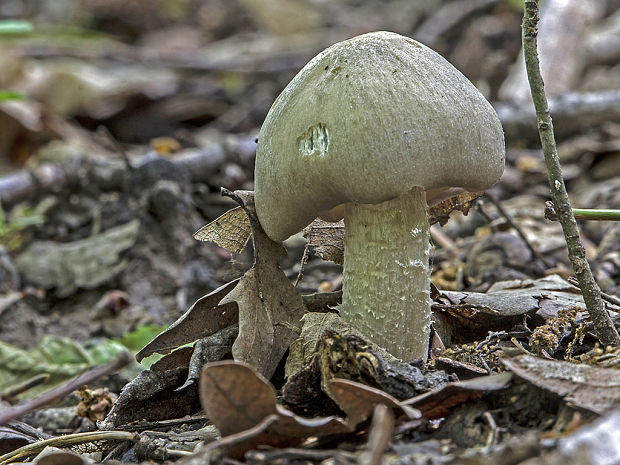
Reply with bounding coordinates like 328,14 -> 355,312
198,360 -> 350,460
304,219 -> 345,265
136,279 -> 239,362
401,372 -> 514,420
221,191 -> 306,378
193,206 -> 251,254
101,347 -> 197,429
433,275 -> 620,343
200,360 -> 278,436
427,191 -> 481,226
326,378 -> 421,428
502,355 -> 620,415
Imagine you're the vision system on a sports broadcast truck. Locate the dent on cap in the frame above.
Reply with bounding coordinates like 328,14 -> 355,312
254,31 -> 505,242
299,123 -> 330,158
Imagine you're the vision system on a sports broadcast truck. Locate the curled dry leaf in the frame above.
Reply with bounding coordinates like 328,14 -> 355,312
101,347 -> 197,429
198,360 -> 350,459
401,372 -> 514,420
427,191 -> 481,226
136,279 -> 240,362
193,206 -> 251,254
200,360 -> 278,436
220,190 -> 305,378
326,378 -> 421,428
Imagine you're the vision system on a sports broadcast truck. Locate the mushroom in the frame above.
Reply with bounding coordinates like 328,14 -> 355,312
254,31 -> 505,360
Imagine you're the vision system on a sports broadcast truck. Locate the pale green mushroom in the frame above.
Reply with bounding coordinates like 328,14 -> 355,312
254,31 -> 505,360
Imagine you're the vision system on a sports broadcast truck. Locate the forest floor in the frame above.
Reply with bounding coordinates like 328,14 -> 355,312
0,1 -> 619,464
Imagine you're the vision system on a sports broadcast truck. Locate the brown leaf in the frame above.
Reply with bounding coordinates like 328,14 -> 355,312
35,448 -> 89,465
136,279 -> 239,362
304,219 -> 345,265
197,360 -> 351,460
200,361 -> 277,436
0,425 -> 35,455
401,372 -> 513,420
221,191 -> 306,378
193,206 -> 251,254
501,355 -> 620,415
427,191 -> 481,226
326,379 -> 421,428
433,275 -> 620,343
101,347 -> 198,429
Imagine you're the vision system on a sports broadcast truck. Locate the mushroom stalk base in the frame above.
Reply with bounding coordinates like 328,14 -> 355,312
341,187 -> 431,361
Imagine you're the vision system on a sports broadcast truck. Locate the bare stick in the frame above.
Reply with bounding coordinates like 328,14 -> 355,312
522,0 -> 620,346
0,351 -> 132,425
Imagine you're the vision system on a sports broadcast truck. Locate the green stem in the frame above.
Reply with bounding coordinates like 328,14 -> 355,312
523,1 -> 619,346
545,202 -> 620,221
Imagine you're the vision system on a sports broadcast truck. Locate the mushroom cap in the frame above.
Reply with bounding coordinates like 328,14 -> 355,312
254,31 -> 505,242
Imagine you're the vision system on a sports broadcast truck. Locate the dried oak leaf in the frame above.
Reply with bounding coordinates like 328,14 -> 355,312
220,190 -> 305,379
502,354 -> 620,415
199,361 -> 350,459
193,206 -> 251,254
136,279 -> 239,362
200,360 -> 278,436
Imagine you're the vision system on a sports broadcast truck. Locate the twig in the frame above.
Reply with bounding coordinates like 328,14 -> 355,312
485,192 -> 551,268
302,291 -> 342,312
294,241 -> 310,287
545,201 -> 620,222
522,0 -> 620,346
0,374 -> 50,402
358,404 -> 394,465
0,351 -> 132,425
567,276 -> 620,308
0,430 -> 137,464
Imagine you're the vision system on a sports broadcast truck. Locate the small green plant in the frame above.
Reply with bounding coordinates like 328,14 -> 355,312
117,324 -> 169,368
0,201 -> 45,250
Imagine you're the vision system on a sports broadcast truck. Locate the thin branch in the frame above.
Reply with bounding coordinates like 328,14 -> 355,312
485,192 -> 551,268
0,351 -> 132,425
522,0 -> 620,346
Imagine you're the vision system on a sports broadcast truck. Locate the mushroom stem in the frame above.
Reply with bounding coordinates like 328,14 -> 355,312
341,187 -> 431,360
